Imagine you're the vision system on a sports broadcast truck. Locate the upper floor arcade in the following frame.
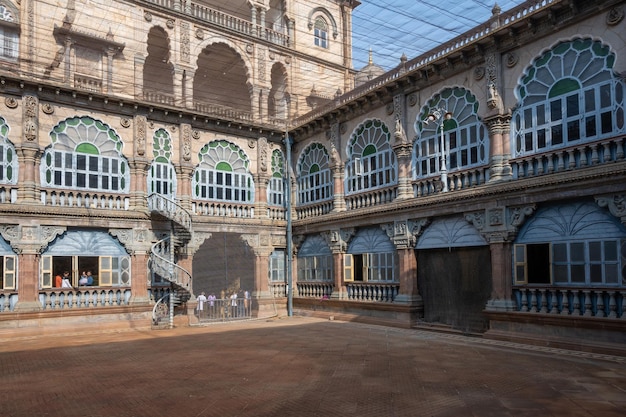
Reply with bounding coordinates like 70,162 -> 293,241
0,0 -> 355,128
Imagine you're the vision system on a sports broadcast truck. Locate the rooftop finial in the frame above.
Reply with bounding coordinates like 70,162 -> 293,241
368,48 -> 373,65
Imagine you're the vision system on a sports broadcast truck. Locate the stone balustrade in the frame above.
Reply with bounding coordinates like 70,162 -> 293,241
296,200 -> 333,220
297,282 -> 333,299
413,166 -> 490,197
269,282 -> 286,298
513,286 -> 625,318
38,288 -> 131,310
0,186 -> 17,203
345,185 -> 397,210
345,283 -> 400,303
511,137 -> 626,179
192,201 -> 254,218
41,189 -> 130,210
0,291 -> 17,312
266,206 -> 286,220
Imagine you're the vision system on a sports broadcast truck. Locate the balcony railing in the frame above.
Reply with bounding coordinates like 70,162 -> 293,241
38,287 -> 132,310
511,136 -> 626,179
143,0 -> 290,47
41,189 -> 130,210
0,291 -> 17,312
297,282 -> 334,299
413,166 -> 490,197
0,186 -> 17,203
345,185 -> 398,210
345,283 -> 400,303
513,286 -> 625,318
296,200 -> 333,220
192,201 -> 254,218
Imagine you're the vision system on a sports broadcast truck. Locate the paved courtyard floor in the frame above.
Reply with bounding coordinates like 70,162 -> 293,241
0,316 -> 624,417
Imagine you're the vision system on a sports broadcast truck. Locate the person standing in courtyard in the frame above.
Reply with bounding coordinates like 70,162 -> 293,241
196,292 -> 207,319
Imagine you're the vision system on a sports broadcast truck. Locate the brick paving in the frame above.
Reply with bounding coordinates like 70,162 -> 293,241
0,317 -> 625,417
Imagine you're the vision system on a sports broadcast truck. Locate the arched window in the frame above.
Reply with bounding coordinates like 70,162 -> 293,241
514,201 -> 626,287
192,140 -> 254,203
40,229 -> 131,289
0,235 -> 16,292
147,129 -> 176,200
0,116 -> 17,185
297,235 -> 332,282
267,149 -> 285,207
0,4 -> 19,60
314,16 -> 328,48
346,119 -> 397,194
41,116 -> 129,193
414,88 -> 488,179
344,227 -> 397,283
297,143 -> 332,205
512,38 -> 626,156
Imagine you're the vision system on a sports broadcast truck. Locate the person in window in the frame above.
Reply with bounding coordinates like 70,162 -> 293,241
61,271 -> 72,288
55,273 -> 63,288
79,271 -> 89,286
86,271 -> 94,286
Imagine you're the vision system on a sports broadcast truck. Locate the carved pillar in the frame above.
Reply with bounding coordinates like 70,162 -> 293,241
17,95 -> 41,203
323,228 -> 355,299
485,114 -> 513,182
259,8 -> 266,38
251,86 -> 262,123
465,205 -> 535,312
183,69 -> 195,110
329,123 -> 346,212
134,55 -> 145,100
392,94 -> 413,199
105,48 -> 115,94
382,219 -> 428,305
0,225 -> 66,312
130,115 -> 149,212
64,37 -> 72,83
255,137 -> 270,216
110,228 -> 153,305
15,144 -> 41,204
177,123 -> 195,212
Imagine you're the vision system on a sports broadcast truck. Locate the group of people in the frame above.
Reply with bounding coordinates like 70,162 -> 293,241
196,290 -> 250,319
54,270 -> 95,288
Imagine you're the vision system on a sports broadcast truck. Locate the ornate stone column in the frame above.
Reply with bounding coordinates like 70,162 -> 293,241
182,69 -> 195,110
16,95 -> 42,203
329,123 -> 346,212
465,204 -> 535,311
382,219 -> 428,305
177,123 -> 195,212
391,94 -> 413,199
485,114 -> 512,182
323,228 -> 355,299
255,137 -> 270,217
130,115 -> 149,212
110,228 -> 154,305
0,225 -> 66,312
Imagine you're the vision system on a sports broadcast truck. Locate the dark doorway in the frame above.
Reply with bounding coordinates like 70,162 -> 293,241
192,232 -> 255,299
417,246 -> 492,333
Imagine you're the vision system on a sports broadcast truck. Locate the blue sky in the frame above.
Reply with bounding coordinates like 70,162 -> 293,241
351,1 -> 527,71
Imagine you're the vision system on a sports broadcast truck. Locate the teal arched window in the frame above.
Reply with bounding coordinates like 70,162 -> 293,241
267,149 -> 285,207
42,116 -> 129,192
192,140 -> 254,203
414,87 -> 488,178
512,38 -> 626,156
346,119 -> 397,194
296,143 -> 332,205
0,116 -> 17,185
147,128 -> 176,200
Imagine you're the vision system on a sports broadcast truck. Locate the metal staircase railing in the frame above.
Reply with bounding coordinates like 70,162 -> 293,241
147,193 -> 193,328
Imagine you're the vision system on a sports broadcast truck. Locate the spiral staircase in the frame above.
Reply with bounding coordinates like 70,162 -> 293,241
147,193 -> 193,328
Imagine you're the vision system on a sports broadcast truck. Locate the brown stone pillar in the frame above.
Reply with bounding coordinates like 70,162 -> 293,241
14,253 -> 41,311
485,114 -> 512,182
395,248 -> 421,304
129,252 -> 150,305
485,241 -> 515,311
332,251 -> 344,299
15,143 -> 41,203
129,158 -> 149,212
